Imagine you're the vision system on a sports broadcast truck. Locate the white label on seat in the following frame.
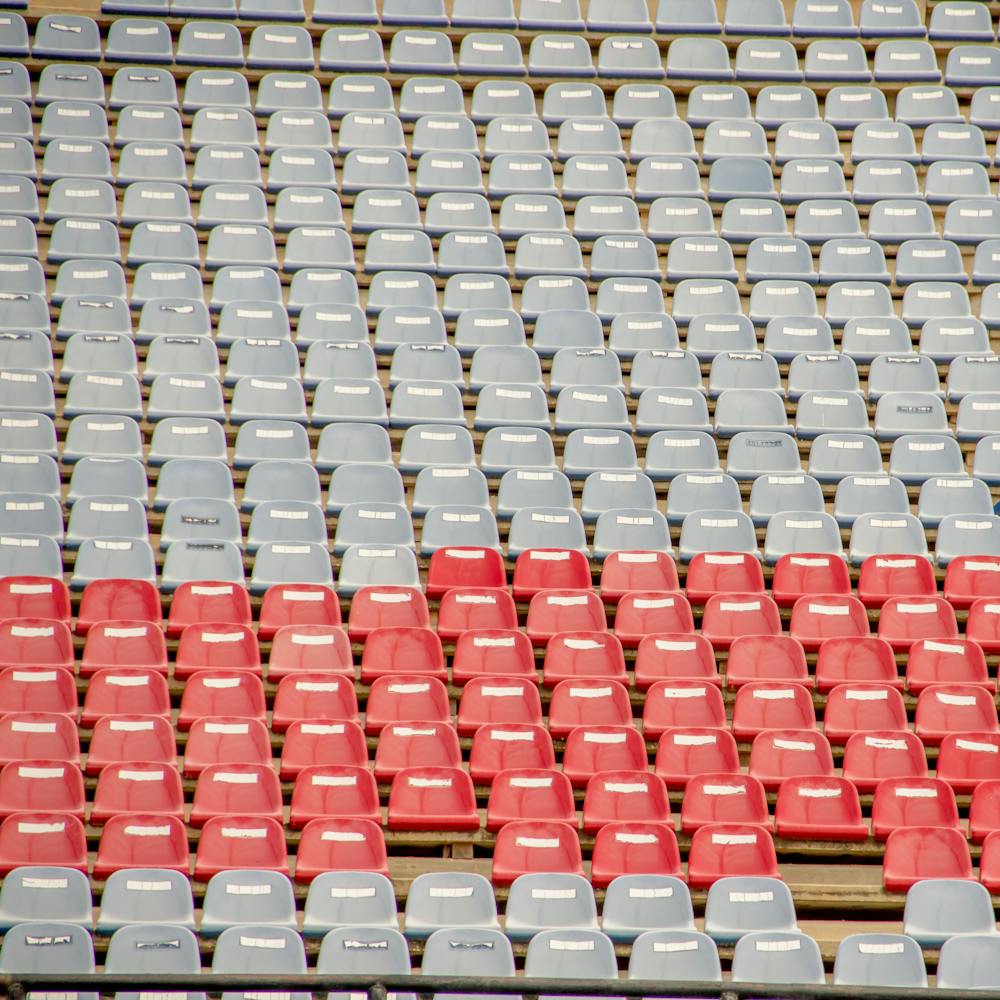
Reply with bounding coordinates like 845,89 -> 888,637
107,674 -> 150,687
662,687 -> 707,700
110,720 -> 154,732
809,603 -> 849,616
473,636 -> 516,648
205,723 -> 248,735
798,785 -> 841,798
483,685 -> 522,697
124,825 -> 170,837
774,739 -> 816,751
898,603 -> 936,614
240,937 -> 285,949
654,940 -> 699,953
213,771 -> 258,784
712,832 -> 756,845
845,688 -> 888,701
753,688 -> 796,701
301,723 -> 345,735
605,781 -> 647,794
729,891 -> 773,903
120,769 -> 164,782
584,731 -> 626,744
859,942 -> 905,955
222,827 -> 268,839
569,686 -> 611,698
517,837 -> 559,848
936,692 -> 978,706
490,729 -> 533,742
226,883 -> 272,895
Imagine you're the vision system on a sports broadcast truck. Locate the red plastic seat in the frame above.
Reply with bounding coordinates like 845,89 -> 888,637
877,596 -> 958,651
814,636 -> 902,693
295,817 -> 388,883
289,764 -> 380,829
547,678 -> 633,738
266,625 -> 353,681
686,823 -> 779,888
426,546 -> 507,598
468,724 -> 555,784
613,592 -> 693,648
701,594 -> 781,650
871,776 -> 960,841
731,683 -> 817,741
0,577 -> 70,623
388,766 -> 479,831
451,629 -> 537,686
347,586 -> 429,641
485,768 -> 575,832
582,771 -> 670,833
748,729 -> 835,791
359,627 -> 446,684
271,674 -> 359,734
280,720 -> 368,780
590,822 -> 682,889
771,553 -> 851,607
685,552 -> 765,605
882,826 -> 973,893
822,683 -> 909,744
774,775 -> 867,842
456,677 -> 543,736
0,761 -> 84,819
978,829 -> 1000,894
90,762 -> 185,825
0,812 -> 87,874
526,590 -> 607,645
182,717 -> 272,778
437,588 -> 518,642
166,581 -> 252,637
176,671 -> 266,731
189,762 -> 283,828
725,635 -> 810,689
600,551 -> 679,603
936,733 -> 1000,792
174,623 -> 260,680
491,819 -> 583,885
188,764 -> 283,828
906,638 -> 992,693
76,579 -> 161,635
512,549 -> 591,601
257,583 -> 341,640
944,555 -> 1000,610
194,815 -> 288,880
841,731 -> 928,794
642,680 -> 727,740
562,725 -> 648,788
915,684 -> 999,745
858,555 -> 937,609
788,595 -> 870,651
0,713 -> 79,767
0,667 -> 76,717
364,675 -> 451,735
80,668 -> 170,728
654,728 -> 740,789
541,631 -> 626,686
679,773 -> 769,835
85,716 -> 176,775
93,813 -> 189,878
372,721 -> 461,782
969,779 -> 1000,843
0,619 -> 73,671
966,599 -> 1000,654
81,620 -> 168,678
634,633 -> 720,689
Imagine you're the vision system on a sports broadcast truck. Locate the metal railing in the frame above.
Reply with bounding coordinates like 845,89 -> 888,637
0,974 -> 996,1000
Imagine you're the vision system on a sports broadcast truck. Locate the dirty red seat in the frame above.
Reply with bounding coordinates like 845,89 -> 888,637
257,583 -> 341,640
654,728 -> 740,790
905,638 -> 992,693
679,773 -> 769,836
0,760 -> 84,819
788,595 -> 870,651
289,764 -> 380,829
85,715 -> 176,775
294,818 -> 388,883
512,549 -> 591,601
468,724 -> 555,784
387,766 -> 479,831
871,776 -> 960,841
525,590 -> 607,646
590,822 -> 682,889
359,626 -> 446,684
748,729 -> 835,791
774,775 -> 867,842
771,553 -> 851,607
944,555 -> 1000,610
701,594 -> 781,650
426,546 -> 506,598
491,820 -> 583,886
80,668 -> 170,728
686,823 -> 779,888
0,812 -> 87,875
642,680 -> 726,740
600,551 -> 679,603
882,826 -> 973,893
634,633 -> 720,689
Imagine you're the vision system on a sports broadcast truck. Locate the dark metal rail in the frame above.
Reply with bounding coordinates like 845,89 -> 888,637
0,975 -> 996,1000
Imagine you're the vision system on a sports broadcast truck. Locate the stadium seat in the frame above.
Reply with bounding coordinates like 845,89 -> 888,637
679,773 -> 769,835
295,818 -> 389,884
871,777 -> 961,840
882,827 -> 974,893
686,824 -> 780,888
749,730 -> 835,790
491,821 -> 584,885
486,768 -> 575,832
643,681 -> 726,739
823,683 -> 909,743
655,728 -> 741,789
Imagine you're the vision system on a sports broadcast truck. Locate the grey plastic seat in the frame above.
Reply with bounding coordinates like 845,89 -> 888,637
834,474 -> 908,527
0,533 -> 62,579
0,413 -> 58,460
153,458 -> 232,511
852,509 -> 929,563
65,493 -> 147,548
666,471 -> 740,524
333,502 -> 414,556
318,27 -> 384,72
734,39 -> 801,82
302,872 -> 396,936
873,391 -> 949,440
480,426 -> 556,476
316,926 -> 410,999
852,123 -> 917,164
553,385 -> 630,434
0,12 -> 27,57
247,24 -> 312,70
504,874 -> 597,943
41,139 -> 113,187
247,499 -> 326,553
541,82 -> 607,126
666,37 -> 732,81
817,240 -> 890,287
561,155 -> 629,200
601,876 -> 695,945
229,375 -> 307,426
947,354 -> 1000,401
311,379 -> 388,427
638,164 -> 705,208
890,433 -> 966,483
243,461 -> 320,512
255,73 -> 322,116
935,512 -> 1000,565
921,319 -> 991,363
341,150 -> 410,194
182,71 -> 251,113
788,353 -> 860,401
629,930 -> 721,981
34,13 -> 100,59
557,119 -> 624,162
72,536 -> 157,590
484,117 -> 551,162
496,468 -> 572,520
597,36 -> 663,79
251,540 -> 334,593
212,926 -> 306,977
872,39 -> 938,83
930,1 -> 995,40
39,101 -> 109,146
0,327 -> 52,373
894,240 -> 965,285
201,871 -> 297,937
175,22 -> 243,66
452,0 -> 516,26
210,268 -> 284,315
149,418 -> 227,467
749,472 -> 825,525
796,389 -> 872,438
120,183 -> 193,230
412,116 -> 480,159
628,120 -> 696,163
753,86 -> 822,129
67,456 -> 147,508
957,391 -> 1000,441
584,467 -> 660,518
704,121 -> 769,166
63,371 -> 142,421
781,160 -> 849,205
303,342 -> 376,389
918,474 -> 994,527
804,39 -> 870,82
833,934 -> 926,987
365,229 -> 436,274
160,538 -> 243,591
398,424 -> 476,475
902,282 -> 972,328
563,428 -> 639,480
36,64 -> 105,108
327,75 -> 393,118
108,67 -> 178,112
205,224 -> 277,273
387,30 -> 455,75
679,508 -> 759,561
412,466 -> 487,516
144,373 -> 224,423
749,281 -> 818,327
860,0 -> 924,36
421,505 -> 499,556
713,388 -> 791,438
794,200 -> 862,245
528,33 -> 595,78
671,281 -> 741,326
763,318 -> 834,363
160,497 -> 241,552
793,0 -> 857,35
593,507 -> 672,561
0,921 -> 95,983
274,188 -> 344,234
0,61 -> 30,103
718,199 -> 787,242
852,164 -> 922,209
389,343 -> 463,388
389,379 -> 464,427
457,33 -> 524,77
337,543 -> 419,594
125,220 -> 199,269
338,112 -> 404,155
731,931 -> 826,985
822,283 -> 894,331
197,184 -> 268,229
708,158 -> 777,202
0,370 -> 53,417
937,935 -> 1000,990
97,869 -> 195,934
765,510 -> 844,563
454,311 -> 525,357
0,494 -> 62,544
947,44 -> 1000,86
725,431 -> 802,481
474,383 -> 549,430
62,412 -> 142,464
469,345 -> 542,392
469,81 -> 536,123
104,924 -> 201,1000
0,452 -> 60,500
